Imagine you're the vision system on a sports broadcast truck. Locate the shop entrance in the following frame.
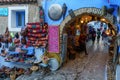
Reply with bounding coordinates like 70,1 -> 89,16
60,9 -> 117,61
62,14 -> 116,60
60,8 -> 118,80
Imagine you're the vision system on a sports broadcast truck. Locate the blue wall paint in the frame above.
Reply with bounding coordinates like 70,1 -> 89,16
42,0 -> 120,53
41,0 -> 113,25
0,8 -> 8,16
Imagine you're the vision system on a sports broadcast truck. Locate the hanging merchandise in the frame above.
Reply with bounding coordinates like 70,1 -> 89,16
34,47 -> 45,64
10,32 -> 14,38
3,27 -> 9,48
26,22 -> 48,47
26,46 -> 35,56
21,37 -> 26,45
48,4 -> 62,20
76,29 -> 80,36
39,6 -> 45,26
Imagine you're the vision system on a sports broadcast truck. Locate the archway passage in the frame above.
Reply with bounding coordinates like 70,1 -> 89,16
60,8 -> 117,80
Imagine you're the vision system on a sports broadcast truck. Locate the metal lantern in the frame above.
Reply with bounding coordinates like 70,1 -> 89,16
102,6 -> 107,16
62,3 -> 67,20
68,9 -> 75,18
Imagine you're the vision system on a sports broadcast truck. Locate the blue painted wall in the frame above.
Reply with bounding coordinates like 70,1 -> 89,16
41,0 -> 120,25
41,0 -> 120,52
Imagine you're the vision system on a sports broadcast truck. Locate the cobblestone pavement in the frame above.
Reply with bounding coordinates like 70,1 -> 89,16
16,40 -> 109,80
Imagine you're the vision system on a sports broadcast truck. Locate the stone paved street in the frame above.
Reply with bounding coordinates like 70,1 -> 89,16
116,65 -> 120,80
16,39 -> 109,80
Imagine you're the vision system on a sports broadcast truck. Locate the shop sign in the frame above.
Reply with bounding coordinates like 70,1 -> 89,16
48,26 -> 59,53
0,8 -> 8,16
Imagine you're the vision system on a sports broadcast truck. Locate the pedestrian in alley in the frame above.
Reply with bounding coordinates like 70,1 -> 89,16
78,32 -> 88,55
91,28 -> 96,44
97,28 -> 101,43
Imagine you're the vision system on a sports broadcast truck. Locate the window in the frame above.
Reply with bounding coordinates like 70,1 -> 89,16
16,11 -> 25,28
8,6 -> 28,32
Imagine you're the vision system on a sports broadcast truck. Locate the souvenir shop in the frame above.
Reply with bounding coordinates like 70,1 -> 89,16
0,0 -> 120,79
0,6 -> 61,79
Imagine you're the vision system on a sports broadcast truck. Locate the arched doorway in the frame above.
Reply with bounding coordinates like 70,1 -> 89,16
60,7 -> 118,80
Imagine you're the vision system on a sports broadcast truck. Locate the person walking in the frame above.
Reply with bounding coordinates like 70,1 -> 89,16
97,28 -> 101,43
91,28 -> 96,43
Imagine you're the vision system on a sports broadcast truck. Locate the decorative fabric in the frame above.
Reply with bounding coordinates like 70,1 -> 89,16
27,47 -> 34,55
14,39 -> 20,44
25,22 -> 48,47
34,48 -> 45,63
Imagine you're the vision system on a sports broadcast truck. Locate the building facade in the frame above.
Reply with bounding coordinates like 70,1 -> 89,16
0,1 -> 120,79
0,0 -> 40,33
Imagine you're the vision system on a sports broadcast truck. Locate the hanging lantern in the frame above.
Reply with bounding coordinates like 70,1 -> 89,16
62,3 -> 67,20
68,9 -> 75,18
102,6 -> 107,16
105,29 -> 111,35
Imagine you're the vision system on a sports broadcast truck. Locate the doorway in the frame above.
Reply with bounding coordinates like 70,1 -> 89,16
64,14 -> 116,58
60,8 -> 118,80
